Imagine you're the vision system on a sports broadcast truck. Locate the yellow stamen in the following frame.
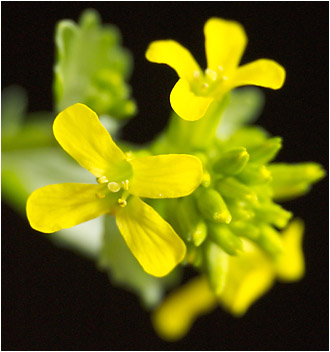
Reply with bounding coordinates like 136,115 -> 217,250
118,198 -> 127,207
122,179 -> 130,191
97,176 -> 109,184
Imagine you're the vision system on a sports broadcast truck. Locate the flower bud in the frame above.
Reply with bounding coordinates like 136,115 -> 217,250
213,147 -> 249,176
248,137 -> 282,164
204,241 -> 228,296
208,223 -> 243,255
238,164 -> 272,185
196,188 -> 232,224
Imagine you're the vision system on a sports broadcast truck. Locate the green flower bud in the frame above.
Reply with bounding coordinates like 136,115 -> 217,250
238,164 -> 272,185
248,137 -> 282,164
196,188 -> 232,224
208,223 -> 243,255
254,202 -> 292,229
269,162 -> 325,201
203,241 -> 228,296
216,177 -> 258,205
213,147 -> 249,176
230,221 -> 260,241
257,224 -> 283,257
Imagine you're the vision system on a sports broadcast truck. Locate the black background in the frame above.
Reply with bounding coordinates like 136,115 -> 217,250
2,2 -> 329,350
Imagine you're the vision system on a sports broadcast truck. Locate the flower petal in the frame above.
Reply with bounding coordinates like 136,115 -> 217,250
204,17 -> 247,73
146,40 -> 201,82
170,79 -> 214,121
26,183 -> 116,233
115,196 -> 186,277
231,59 -> 286,90
218,240 -> 275,316
53,103 -> 127,178
275,219 -> 305,282
152,276 -> 217,341
129,154 -> 203,198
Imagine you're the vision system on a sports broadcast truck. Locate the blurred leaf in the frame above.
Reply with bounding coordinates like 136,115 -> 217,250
54,9 -> 137,119
217,87 -> 265,140
98,216 -> 182,308
2,146 -> 101,258
1,85 -> 27,133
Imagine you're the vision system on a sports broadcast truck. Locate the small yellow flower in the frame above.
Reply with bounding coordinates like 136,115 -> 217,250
152,219 -> 304,340
26,103 -> 204,277
146,18 -> 286,121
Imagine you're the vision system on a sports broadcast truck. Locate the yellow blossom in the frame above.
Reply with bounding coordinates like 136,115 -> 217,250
26,103 -> 204,277
146,18 -> 286,121
152,219 -> 304,340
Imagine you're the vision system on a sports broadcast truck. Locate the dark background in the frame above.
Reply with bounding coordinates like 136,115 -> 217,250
2,2 -> 329,350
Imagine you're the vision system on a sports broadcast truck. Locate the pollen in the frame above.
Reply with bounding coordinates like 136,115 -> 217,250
108,182 -> 121,192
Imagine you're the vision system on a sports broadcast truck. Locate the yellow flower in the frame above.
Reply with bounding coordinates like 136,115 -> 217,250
152,219 -> 304,340
146,18 -> 286,121
26,103 -> 203,277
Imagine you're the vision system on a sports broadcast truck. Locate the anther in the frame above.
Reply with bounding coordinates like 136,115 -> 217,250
125,151 -> 133,161
107,182 -> 121,192
97,176 -> 109,184
122,180 -> 129,191
118,198 -> 127,207
202,83 -> 209,89
194,70 -> 201,78
205,68 -> 217,81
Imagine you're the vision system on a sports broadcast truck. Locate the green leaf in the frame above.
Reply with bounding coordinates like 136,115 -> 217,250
1,85 -> 27,133
217,87 -> 265,139
98,216 -> 181,308
2,146 -> 101,258
54,9 -> 137,119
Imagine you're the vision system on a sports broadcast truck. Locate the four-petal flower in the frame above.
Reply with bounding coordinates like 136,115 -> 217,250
26,103 -> 203,277
146,17 -> 286,121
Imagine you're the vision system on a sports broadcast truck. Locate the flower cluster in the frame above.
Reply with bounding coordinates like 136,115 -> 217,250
26,16 -> 324,341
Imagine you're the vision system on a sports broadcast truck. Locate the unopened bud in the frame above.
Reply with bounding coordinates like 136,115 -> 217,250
208,223 -> 243,255
238,164 -> 272,185
213,147 -> 249,176
248,137 -> 282,164
197,188 -> 232,224
204,241 -> 228,296
216,177 -> 258,204
257,224 -> 283,257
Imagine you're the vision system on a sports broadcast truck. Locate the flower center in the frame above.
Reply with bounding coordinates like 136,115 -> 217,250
95,176 -> 130,207
191,66 -> 229,97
